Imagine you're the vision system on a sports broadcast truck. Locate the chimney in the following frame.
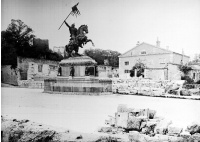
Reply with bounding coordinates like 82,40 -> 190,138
136,41 -> 140,46
156,38 -> 160,48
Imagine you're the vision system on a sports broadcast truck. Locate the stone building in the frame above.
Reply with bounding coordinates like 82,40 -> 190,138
1,56 -> 59,88
53,46 -> 65,57
97,65 -> 112,78
119,41 -> 190,80
189,64 -> 200,82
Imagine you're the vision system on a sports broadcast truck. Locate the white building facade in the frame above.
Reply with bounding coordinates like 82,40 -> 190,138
119,42 -> 190,80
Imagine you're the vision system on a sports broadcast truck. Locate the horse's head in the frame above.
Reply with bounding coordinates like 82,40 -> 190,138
78,25 -> 88,34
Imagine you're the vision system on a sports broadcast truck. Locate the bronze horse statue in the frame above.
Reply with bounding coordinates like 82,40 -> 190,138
65,25 -> 94,57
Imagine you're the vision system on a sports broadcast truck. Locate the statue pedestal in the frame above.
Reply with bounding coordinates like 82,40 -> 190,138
59,56 -> 97,77
44,56 -> 112,94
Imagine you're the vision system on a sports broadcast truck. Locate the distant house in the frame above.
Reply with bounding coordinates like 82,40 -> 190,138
1,57 -> 59,88
53,46 -> 65,57
97,65 -> 112,78
119,41 -> 190,80
189,63 -> 200,82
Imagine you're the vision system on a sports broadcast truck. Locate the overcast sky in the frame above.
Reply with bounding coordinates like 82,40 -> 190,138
1,0 -> 200,59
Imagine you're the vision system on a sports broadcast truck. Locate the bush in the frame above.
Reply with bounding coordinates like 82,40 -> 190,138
181,76 -> 194,84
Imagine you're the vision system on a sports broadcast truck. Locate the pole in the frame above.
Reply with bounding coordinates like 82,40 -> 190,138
58,11 -> 72,30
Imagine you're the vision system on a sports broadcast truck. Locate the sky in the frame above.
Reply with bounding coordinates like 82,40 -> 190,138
1,0 -> 200,59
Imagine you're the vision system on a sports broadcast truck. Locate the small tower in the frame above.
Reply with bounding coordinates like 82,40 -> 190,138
136,41 -> 140,46
156,37 -> 160,48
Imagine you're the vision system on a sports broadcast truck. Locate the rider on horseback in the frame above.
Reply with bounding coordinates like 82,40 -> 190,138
64,21 -> 84,48
64,21 -> 78,44
64,22 -> 94,57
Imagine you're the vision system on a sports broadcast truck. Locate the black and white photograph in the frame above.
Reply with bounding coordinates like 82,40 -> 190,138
1,0 -> 200,141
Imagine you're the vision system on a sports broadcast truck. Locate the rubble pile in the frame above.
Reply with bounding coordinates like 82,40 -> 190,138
99,104 -> 200,142
1,116 -> 125,142
1,116 -> 60,142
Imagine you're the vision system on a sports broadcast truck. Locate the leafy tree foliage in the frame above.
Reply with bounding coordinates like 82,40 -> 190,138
179,64 -> 193,84
84,48 -> 121,67
130,61 -> 146,77
178,64 -> 192,76
1,19 -> 63,68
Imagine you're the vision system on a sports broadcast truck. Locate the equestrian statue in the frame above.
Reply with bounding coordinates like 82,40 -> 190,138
64,21 -> 94,57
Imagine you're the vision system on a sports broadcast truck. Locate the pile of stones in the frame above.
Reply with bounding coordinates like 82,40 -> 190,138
1,116 -> 60,142
99,105 -> 200,142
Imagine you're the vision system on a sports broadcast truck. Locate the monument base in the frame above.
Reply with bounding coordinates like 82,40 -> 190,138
44,56 -> 112,94
44,76 -> 112,93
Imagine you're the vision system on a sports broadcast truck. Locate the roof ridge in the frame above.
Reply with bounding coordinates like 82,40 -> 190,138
119,42 -> 145,57
142,42 -> 172,53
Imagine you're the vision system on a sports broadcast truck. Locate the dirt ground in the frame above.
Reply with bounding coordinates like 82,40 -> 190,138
1,87 -> 200,134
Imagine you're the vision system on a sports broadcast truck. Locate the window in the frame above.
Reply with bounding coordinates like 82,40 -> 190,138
125,61 -> 129,65
38,64 -> 43,72
124,70 -> 130,73
49,65 -> 56,70
20,72 -> 27,80
141,51 -> 146,55
193,73 -> 196,79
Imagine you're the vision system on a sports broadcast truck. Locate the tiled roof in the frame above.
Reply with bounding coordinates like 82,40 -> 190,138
119,42 -> 189,58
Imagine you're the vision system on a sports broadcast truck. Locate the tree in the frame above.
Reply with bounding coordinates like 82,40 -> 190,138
178,64 -> 192,76
1,19 -> 35,68
130,61 -> 146,77
5,19 -> 35,56
178,64 -> 193,84
1,19 -> 63,67
84,48 -> 121,67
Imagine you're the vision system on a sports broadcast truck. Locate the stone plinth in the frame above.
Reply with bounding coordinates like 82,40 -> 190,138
44,77 -> 112,93
59,56 -> 97,77
44,56 -> 112,94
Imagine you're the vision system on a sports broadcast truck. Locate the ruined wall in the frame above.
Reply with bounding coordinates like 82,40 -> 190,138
167,63 -> 181,80
17,57 -> 59,88
18,57 -> 59,80
144,68 -> 167,80
1,65 -> 19,85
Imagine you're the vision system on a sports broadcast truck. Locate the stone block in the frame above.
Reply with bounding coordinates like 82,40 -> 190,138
154,134 -> 169,141
180,131 -> 191,139
140,121 -> 147,129
189,133 -> 200,141
187,122 -> 200,135
129,131 -> 159,142
167,125 -> 183,136
180,89 -> 191,96
73,87 -> 83,92
53,86 -> 60,92
98,127 -> 112,133
115,112 -> 129,128
154,119 -> 172,135
63,86 -> 72,92
127,117 -> 143,131
138,109 -> 149,118
130,89 -> 138,94
149,109 -> 156,119
168,135 -> 184,142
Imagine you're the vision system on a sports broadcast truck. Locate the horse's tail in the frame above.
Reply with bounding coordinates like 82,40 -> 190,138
65,45 -> 68,52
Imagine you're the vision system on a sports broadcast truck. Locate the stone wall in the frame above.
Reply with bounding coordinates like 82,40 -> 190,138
1,65 -> 19,86
18,57 -> 59,80
44,77 -> 112,93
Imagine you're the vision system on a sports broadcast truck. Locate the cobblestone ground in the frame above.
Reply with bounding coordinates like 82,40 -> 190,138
2,87 -> 200,133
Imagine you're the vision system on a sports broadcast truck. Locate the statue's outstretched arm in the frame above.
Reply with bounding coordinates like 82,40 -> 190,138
64,21 -> 70,28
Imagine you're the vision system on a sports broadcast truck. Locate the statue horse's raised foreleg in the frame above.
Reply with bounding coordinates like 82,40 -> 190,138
85,39 -> 95,46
